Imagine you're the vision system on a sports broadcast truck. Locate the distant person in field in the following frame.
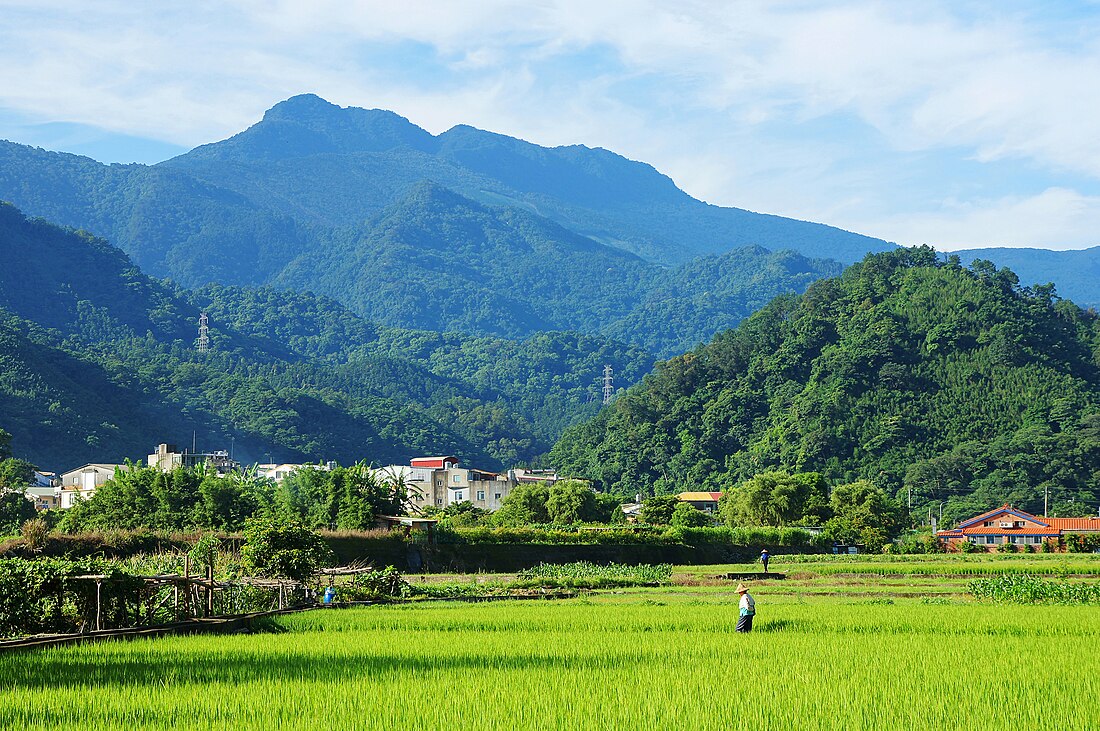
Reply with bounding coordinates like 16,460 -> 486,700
735,584 -> 755,633
760,548 -> 770,574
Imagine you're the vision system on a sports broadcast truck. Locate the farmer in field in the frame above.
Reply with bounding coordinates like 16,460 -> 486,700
760,548 -> 770,574
735,583 -> 755,632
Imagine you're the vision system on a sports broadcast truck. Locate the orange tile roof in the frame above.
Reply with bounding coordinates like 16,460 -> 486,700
1046,517 -> 1100,532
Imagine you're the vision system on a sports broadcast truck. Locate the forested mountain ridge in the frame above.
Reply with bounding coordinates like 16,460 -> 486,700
166,93 -> 894,265
552,248 -> 1100,523
0,206 -> 652,469
950,246 -> 1100,309
0,94 -> 886,355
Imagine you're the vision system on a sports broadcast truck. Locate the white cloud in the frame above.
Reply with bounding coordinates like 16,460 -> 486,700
0,1 -> 1099,250
858,188 -> 1100,250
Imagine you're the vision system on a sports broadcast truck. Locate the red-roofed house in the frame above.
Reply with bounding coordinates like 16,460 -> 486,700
937,504 -> 1100,551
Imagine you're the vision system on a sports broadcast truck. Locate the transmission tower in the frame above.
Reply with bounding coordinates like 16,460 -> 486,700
602,364 -> 614,405
197,313 -> 210,353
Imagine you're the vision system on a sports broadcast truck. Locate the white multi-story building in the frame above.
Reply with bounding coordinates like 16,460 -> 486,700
375,457 -> 520,513
58,464 -> 123,508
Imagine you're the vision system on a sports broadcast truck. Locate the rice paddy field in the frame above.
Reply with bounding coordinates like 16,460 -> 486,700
3,555 -> 1099,731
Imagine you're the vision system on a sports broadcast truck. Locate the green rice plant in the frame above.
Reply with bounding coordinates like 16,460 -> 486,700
1,598 -> 1097,730
969,574 -> 1100,604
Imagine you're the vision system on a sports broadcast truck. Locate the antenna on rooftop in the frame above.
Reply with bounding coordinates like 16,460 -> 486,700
602,365 -> 614,405
197,313 -> 210,353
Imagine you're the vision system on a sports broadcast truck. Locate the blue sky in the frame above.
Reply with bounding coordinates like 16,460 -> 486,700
1,0 -> 1100,251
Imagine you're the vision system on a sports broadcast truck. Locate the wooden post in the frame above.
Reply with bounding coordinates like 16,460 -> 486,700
174,584 -> 179,622
183,555 -> 191,618
206,565 -> 214,616
95,580 -> 102,632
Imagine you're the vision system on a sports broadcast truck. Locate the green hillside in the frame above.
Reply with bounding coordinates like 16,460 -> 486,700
0,205 -> 652,470
0,95 -> 882,356
552,248 -> 1100,522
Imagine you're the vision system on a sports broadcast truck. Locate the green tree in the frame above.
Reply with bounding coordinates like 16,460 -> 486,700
0,492 -> 36,535
0,429 -> 12,461
494,483 -> 551,526
640,495 -> 679,525
823,480 -> 906,552
241,515 -> 333,582
546,480 -> 598,524
0,459 -> 35,490
670,501 -> 711,527
721,471 -> 828,527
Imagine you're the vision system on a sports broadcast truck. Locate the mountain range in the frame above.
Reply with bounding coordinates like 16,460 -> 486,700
0,202 -> 653,470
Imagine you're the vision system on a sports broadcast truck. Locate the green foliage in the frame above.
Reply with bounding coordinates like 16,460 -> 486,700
338,566 -> 410,601
720,471 -> 829,527
0,491 -> 36,535
823,481 -> 906,551
0,458 -> 35,489
493,483 -> 552,527
669,502 -> 711,528
188,534 -> 222,571
545,480 -> 599,524
0,428 -> 11,460
240,515 -> 333,582
969,574 -> 1100,604
554,249 -> 1100,521
0,557 -> 139,637
1064,533 -> 1100,553
640,495 -> 679,525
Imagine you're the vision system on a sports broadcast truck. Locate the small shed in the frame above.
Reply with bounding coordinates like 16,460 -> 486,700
377,515 -> 438,545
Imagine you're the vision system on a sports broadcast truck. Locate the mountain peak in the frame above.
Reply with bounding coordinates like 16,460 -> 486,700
262,93 -> 343,123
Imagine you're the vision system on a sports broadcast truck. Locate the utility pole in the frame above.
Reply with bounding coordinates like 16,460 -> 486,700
602,365 -> 614,405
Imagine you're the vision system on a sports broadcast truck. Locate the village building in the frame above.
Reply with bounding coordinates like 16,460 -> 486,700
23,486 -> 60,510
58,463 -> 124,508
937,504 -> 1100,550
256,463 -> 309,482
677,491 -> 724,513
375,456 -> 518,513
147,443 -> 239,475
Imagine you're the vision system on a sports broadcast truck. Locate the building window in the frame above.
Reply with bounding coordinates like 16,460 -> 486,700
986,536 -> 996,544
495,493 -> 502,500
453,474 -> 461,483
476,491 -> 485,501
436,498 -> 443,505
983,521 -> 993,527
455,492 -> 463,502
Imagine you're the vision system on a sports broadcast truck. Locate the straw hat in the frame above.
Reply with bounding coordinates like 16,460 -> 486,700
735,583 -> 748,593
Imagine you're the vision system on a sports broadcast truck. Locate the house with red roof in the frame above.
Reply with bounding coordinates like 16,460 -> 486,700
937,504 -> 1100,551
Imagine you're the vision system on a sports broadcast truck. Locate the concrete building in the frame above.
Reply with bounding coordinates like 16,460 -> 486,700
24,486 -> 60,511
148,443 -> 239,475
379,457 -> 517,513
58,464 -> 123,508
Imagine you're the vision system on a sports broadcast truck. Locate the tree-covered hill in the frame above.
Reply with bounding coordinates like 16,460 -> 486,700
0,205 -> 653,470
551,248 -> 1100,522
